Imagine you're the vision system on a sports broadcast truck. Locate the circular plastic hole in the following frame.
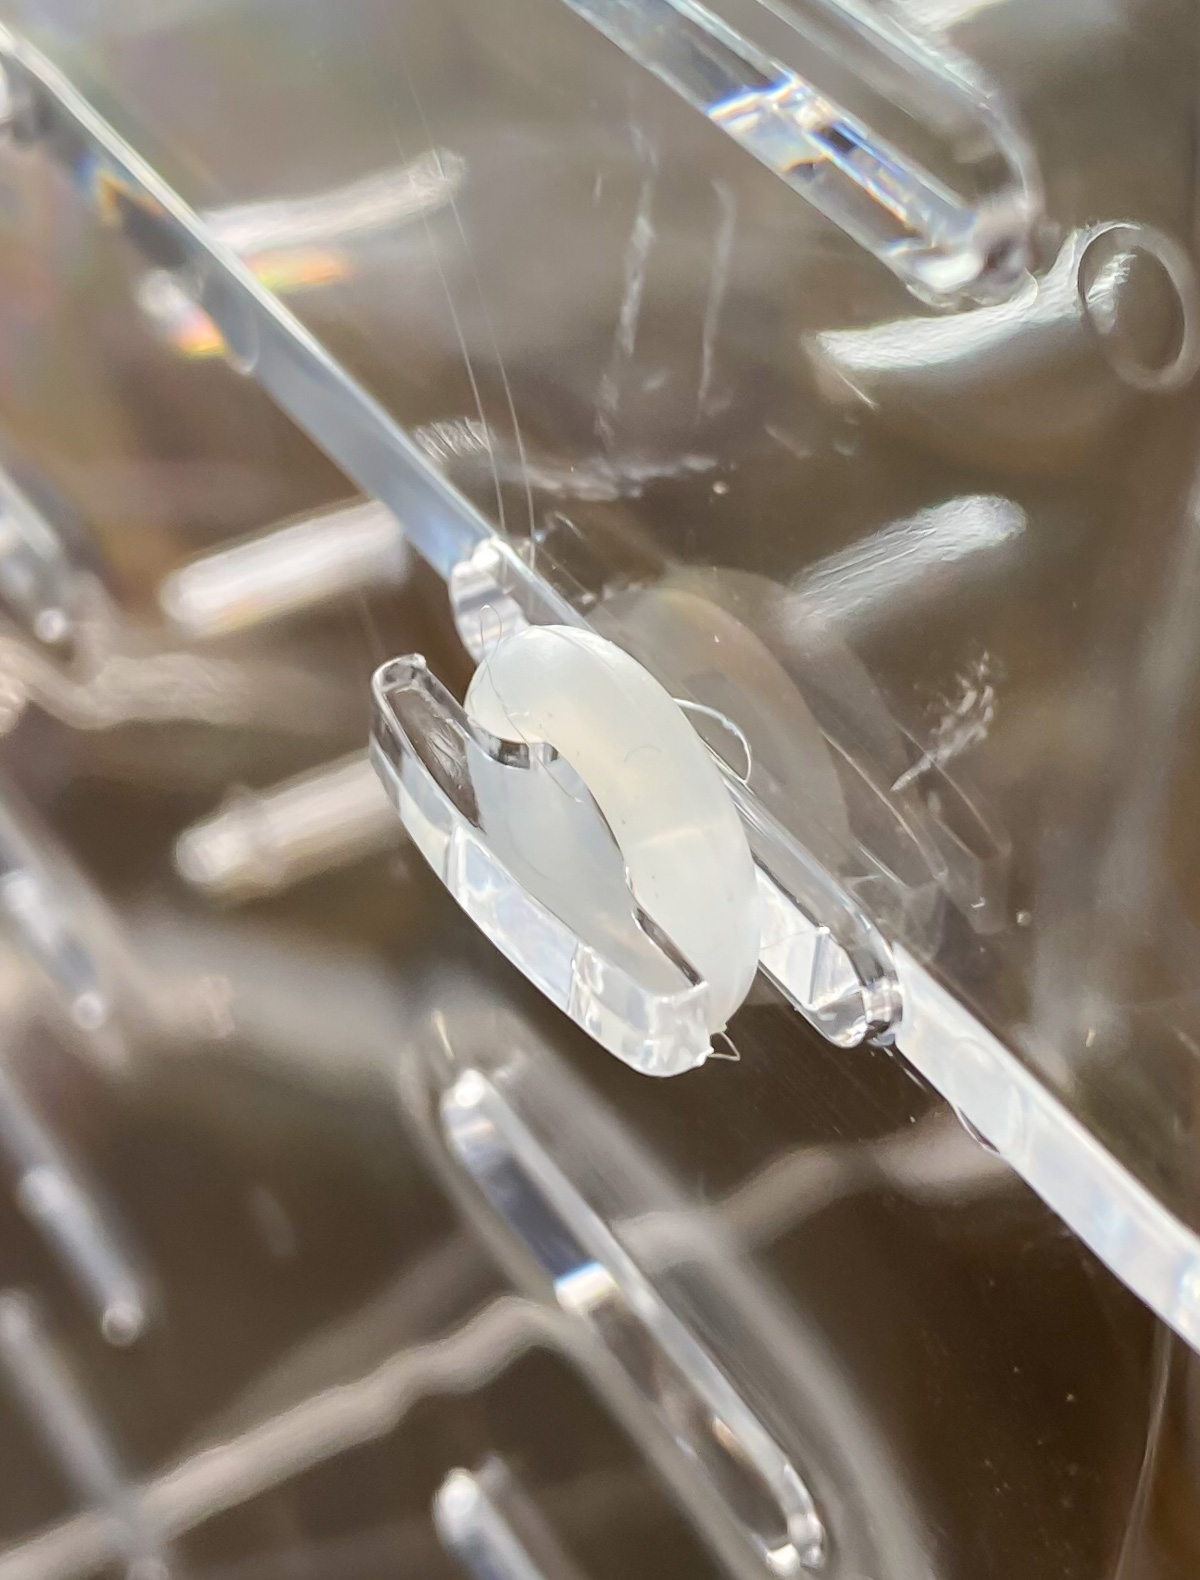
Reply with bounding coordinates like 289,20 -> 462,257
210,283 -> 260,376
1077,223 -> 1199,393
101,1298 -> 147,1348
184,260 -> 260,376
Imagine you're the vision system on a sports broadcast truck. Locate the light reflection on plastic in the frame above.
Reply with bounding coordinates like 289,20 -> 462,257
786,494 -> 1026,629
138,250 -> 350,360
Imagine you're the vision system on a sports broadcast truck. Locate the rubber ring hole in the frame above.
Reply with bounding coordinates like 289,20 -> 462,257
1077,223 -> 1200,394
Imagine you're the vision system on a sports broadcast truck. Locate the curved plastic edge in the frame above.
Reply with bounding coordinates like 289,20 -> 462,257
557,0 -> 1042,304
370,656 -> 713,1076
442,1067 -> 828,1571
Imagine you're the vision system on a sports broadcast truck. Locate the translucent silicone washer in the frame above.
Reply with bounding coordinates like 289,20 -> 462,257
464,626 -> 761,1031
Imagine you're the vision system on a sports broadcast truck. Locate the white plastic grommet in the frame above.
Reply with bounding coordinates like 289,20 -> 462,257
464,626 -> 761,1035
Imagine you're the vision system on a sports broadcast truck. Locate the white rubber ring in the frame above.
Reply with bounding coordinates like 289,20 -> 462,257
466,626 -> 761,1030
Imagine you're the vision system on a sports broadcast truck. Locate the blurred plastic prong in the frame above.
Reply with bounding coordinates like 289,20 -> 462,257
558,0 -> 1040,303
0,471 -> 80,652
0,1293 -> 169,1579
435,1462 -> 591,1580
0,57 -> 13,134
0,789 -> 166,1072
159,500 -> 407,640
0,1063 -> 151,1345
0,814 -> 112,1042
175,752 -> 400,902
443,1069 -> 827,1573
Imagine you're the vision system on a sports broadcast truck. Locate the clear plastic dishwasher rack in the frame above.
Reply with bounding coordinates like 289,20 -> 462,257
2,0 -> 1200,1355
